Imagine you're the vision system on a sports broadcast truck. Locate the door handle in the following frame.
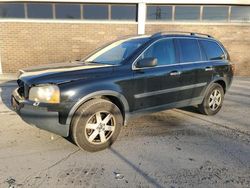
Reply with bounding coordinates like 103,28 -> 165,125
170,71 -> 181,76
205,67 -> 213,71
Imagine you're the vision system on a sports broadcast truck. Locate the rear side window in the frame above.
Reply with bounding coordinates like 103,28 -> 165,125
199,40 -> 225,60
177,39 -> 201,63
141,39 -> 176,66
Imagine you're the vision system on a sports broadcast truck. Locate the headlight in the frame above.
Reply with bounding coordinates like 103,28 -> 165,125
29,85 -> 60,104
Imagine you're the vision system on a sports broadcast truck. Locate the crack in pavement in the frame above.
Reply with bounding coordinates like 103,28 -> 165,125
21,149 -> 80,186
46,149 -> 80,171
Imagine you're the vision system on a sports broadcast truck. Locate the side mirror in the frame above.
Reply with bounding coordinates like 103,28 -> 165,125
221,54 -> 226,60
136,58 -> 158,68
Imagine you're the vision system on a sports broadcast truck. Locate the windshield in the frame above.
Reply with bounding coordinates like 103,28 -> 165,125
85,36 -> 149,65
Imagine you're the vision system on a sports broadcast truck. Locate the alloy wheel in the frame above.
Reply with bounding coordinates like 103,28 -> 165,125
208,89 -> 222,111
85,111 -> 115,144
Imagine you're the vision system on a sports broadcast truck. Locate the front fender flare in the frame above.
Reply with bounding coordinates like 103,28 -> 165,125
66,90 -> 129,126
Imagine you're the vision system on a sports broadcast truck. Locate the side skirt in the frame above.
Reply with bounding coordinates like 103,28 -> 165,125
124,96 -> 203,124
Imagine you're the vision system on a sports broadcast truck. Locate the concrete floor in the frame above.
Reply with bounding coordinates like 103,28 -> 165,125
0,77 -> 249,188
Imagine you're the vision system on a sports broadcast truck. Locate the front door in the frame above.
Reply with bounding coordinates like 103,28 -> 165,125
132,38 -> 182,112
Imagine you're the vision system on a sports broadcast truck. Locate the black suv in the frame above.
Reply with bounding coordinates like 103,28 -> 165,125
12,32 -> 234,152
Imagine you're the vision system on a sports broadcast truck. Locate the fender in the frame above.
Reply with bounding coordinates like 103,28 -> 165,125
202,76 -> 228,99
66,90 -> 130,126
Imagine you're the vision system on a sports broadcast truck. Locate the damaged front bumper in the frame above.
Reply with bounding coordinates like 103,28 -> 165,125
11,88 -> 70,137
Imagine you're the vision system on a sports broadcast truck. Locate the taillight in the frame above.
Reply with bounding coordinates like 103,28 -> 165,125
231,63 -> 236,75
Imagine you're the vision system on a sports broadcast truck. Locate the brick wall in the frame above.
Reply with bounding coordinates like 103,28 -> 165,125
0,22 -> 137,73
146,23 -> 250,76
0,22 -> 250,76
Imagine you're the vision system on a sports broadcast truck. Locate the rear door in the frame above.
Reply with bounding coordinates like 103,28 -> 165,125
175,38 -> 212,103
199,39 -> 228,81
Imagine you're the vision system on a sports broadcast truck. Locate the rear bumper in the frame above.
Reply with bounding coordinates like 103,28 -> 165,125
11,89 -> 70,137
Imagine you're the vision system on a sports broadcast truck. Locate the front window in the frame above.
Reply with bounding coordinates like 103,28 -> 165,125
85,37 -> 149,65
139,39 -> 176,66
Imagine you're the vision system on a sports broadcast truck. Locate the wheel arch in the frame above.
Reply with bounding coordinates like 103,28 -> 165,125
198,78 -> 226,115
203,77 -> 227,99
213,79 -> 226,94
66,90 -> 130,126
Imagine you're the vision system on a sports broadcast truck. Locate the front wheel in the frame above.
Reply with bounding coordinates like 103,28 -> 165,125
71,98 -> 123,152
198,83 -> 224,115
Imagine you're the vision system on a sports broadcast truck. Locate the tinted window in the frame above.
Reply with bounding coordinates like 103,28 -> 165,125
203,7 -> 228,21
55,4 -> 80,19
27,3 -> 53,19
147,5 -> 172,21
83,5 -> 108,20
140,39 -> 176,66
177,39 -> 201,63
175,6 -> 200,21
199,40 -> 224,60
0,3 -> 25,18
231,6 -> 250,22
199,45 -> 207,61
111,5 -> 137,21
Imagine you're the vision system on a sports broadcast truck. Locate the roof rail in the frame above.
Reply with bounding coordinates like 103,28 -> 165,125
151,31 -> 213,38
150,32 -> 163,38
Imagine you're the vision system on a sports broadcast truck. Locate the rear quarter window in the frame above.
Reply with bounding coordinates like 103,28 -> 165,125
199,40 -> 225,60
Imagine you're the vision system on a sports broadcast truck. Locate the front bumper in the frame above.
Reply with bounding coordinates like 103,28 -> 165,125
11,89 -> 70,137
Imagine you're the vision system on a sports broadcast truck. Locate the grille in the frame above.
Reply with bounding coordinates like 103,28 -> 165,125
17,79 -> 25,98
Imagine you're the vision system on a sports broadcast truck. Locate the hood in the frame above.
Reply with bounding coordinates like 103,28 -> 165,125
18,61 -> 113,85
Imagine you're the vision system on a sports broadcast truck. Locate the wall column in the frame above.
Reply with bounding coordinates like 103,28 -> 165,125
137,2 -> 146,35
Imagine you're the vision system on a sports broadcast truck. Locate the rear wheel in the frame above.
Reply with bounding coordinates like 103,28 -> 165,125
198,83 -> 224,115
71,98 -> 123,152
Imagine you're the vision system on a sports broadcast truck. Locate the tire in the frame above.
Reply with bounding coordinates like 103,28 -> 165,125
198,83 -> 224,116
71,98 -> 123,152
